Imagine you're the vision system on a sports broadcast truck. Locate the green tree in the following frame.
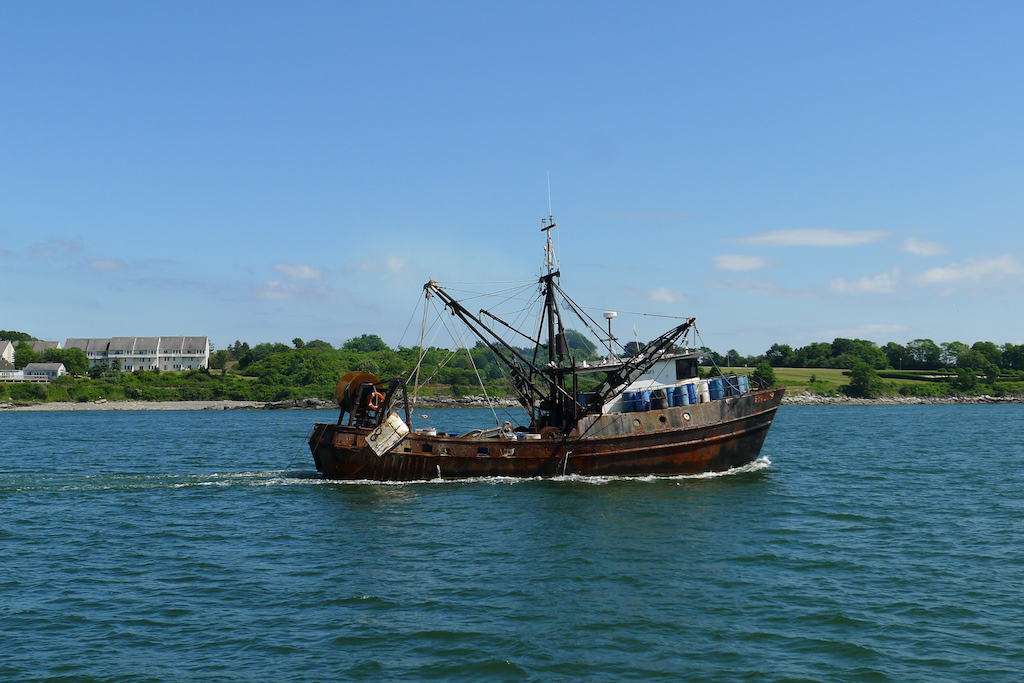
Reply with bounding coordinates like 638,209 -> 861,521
1,331 -> 38,343
624,341 -> 646,357
238,342 -> 291,369
843,362 -> 885,398
952,368 -> 979,393
764,343 -> 793,367
906,339 -> 942,370
791,342 -> 832,368
209,349 -> 231,375
882,342 -> 907,370
41,347 -> 89,375
1003,343 -> 1024,371
342,334 -> 389,353
228,340 -> 250,359
830,338 -> 889,369
563,329 -> 598,359
956,349 -> 988,371
971,341 -> 1002,369
14,342 -> 41,369
940,341 -> 969,367
751,363 -> 777,388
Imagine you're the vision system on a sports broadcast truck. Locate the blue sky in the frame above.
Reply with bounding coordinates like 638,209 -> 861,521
2,1 -> 1023,356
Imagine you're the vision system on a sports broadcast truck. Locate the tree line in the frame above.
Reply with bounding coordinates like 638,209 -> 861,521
4,330 -> 1024,404
713,338 -> 1024,374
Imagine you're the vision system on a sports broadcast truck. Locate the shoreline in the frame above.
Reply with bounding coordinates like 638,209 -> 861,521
782,393 -> 1024,405
3,393 -> 1024,411
1,400 -> 276,412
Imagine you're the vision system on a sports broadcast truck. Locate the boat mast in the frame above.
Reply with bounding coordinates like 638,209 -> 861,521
538,215 -> 573,431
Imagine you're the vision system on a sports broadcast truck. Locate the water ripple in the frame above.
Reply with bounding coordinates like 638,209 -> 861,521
1,406 -> 1023,681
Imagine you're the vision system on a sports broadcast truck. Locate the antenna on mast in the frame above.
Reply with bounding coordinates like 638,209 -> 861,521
546,170 -> 553,219
541,172 -> 558,275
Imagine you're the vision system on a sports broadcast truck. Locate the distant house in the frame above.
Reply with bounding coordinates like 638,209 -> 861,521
63,336 -> 210,372
0,340 -> 14,365
30,341 -> 61,354
24,363 -> 67,380
0,368 -> 24,382
0,339 -> 60,365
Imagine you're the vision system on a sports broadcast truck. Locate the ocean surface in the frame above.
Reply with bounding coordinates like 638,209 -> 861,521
2,404 -> 1022,682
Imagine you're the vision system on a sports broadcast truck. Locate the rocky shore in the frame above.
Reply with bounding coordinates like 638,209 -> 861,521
0,394 -> 517,412
782,392 -> 1024,405
5,392 -> 1023,411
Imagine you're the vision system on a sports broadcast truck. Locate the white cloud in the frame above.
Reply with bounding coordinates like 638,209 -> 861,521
735,228 -> 890,248
384,254 -> 407,272
352,254 -> 409,273
253,281 -> 349,302
272,263 -> 323,280
648,287 -> 686,304
31,237 -> 83,260
902,237 -> 949,256
89,258 -> 126,273
713,254 -> 770,272
713,278 -> 793,296
913,256 -> 1024,285
829,268 -> 902,294
254,281 -> 295,300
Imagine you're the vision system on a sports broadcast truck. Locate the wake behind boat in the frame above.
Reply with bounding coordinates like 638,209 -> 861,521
308,216 -> 784,481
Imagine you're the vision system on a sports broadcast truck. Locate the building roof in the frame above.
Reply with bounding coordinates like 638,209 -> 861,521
29,341 -> 60,353
24,363 -> 65,372
159,336 -> 209,353
64,337 -> 209,354
65,338 -> 111,353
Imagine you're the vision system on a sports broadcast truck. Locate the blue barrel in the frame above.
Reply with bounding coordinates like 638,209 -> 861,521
724,376 -> 740,396
738,375 -> 750,393
686,383 -> 697,405
623,391 -> 637,412
639,390 -> 651,411
667,386 -> 678,407
709,378 -> 725,400
676,385 -> 690,406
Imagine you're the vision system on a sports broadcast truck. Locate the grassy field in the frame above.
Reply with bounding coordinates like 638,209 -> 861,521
721,366 -> 939,395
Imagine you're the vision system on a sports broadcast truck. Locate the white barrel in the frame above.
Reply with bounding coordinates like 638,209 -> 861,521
697,380 -> 711,403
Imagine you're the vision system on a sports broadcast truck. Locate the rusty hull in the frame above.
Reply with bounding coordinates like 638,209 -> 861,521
309,387 -> 785,481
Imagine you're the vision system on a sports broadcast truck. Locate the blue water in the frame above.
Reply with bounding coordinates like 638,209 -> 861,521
2,405 -> 1023,682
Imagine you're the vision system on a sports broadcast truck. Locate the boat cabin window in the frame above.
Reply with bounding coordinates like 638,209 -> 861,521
675,358 -> 699,380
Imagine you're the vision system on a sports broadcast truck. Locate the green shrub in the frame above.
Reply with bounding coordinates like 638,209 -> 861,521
751,363 -> 777,388
806,379 -> 838,396
896,382 -> 952,397
45,385 -> 72,402
9,383 -> 47,401
842,362 -> 886,398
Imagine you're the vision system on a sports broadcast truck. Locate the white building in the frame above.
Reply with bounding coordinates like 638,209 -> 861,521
0,340 -> 15,366
0,363 -> 66,382
64,336 -> 210,372
0,368 -> 24,382
24,363 -> 67,379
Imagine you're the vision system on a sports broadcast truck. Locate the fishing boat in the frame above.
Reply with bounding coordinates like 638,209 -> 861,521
308,216 -> 784,481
